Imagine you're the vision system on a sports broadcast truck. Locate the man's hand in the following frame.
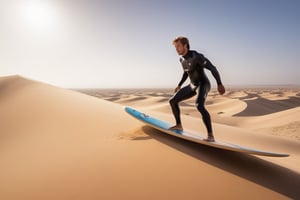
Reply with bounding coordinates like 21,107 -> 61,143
174,86 -> 181,93
218,84 -> 225,95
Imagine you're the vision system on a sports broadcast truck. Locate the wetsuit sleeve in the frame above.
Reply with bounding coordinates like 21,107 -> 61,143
200,56 -> 222,85
178,72 -> 188,87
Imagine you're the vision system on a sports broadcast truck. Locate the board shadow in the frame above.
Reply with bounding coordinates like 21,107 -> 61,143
142,126 -> 300,199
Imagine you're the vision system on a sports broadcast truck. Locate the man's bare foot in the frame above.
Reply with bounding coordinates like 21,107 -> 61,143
169,124 -> 183,131
203,136 -> 215,142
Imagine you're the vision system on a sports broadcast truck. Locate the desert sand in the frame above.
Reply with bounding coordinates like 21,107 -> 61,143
0,75 -> 299,199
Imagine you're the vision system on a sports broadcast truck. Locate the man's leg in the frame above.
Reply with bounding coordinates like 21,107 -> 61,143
196,82 -> 214,141
169,85 -> 196,130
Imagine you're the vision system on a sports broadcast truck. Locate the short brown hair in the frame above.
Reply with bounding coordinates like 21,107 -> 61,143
173,36 -> 190,50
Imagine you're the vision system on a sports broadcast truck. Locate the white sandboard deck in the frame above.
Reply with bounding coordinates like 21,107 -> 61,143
125,107 -> 289,157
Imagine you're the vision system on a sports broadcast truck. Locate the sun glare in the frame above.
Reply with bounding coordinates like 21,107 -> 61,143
20,1 -> 59,33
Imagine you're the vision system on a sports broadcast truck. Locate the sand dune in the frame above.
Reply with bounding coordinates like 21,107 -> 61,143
1,76 -> 300,199
207,97 -> 247,116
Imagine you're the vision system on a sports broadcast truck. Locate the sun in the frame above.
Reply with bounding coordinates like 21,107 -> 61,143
20,1 -> 59,33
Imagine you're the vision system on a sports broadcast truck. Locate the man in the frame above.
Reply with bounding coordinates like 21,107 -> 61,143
169,36 -> 225,142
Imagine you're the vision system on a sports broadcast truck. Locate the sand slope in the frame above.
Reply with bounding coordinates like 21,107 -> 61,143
0,76 -> 299,200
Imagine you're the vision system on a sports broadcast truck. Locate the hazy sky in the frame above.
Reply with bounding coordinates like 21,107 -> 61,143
0,0 -> 299,88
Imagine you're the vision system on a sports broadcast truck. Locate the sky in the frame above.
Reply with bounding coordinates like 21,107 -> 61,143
0,0 -> 299,88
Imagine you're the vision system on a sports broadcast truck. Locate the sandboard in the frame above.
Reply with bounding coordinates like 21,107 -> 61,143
125,106 -> 289,157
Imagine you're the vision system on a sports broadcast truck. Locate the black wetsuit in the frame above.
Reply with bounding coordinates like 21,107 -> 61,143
169,50 -> 222,134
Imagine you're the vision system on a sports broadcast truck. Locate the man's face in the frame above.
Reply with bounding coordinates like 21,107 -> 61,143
174,41 -> 188,56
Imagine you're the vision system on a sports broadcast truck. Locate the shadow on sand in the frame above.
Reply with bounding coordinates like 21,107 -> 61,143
141,126 -> 300,199
234,96 -> 300,116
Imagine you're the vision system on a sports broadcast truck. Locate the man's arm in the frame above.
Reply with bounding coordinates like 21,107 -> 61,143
202,58 -> 222,85
178,71 -> 188,87
174,72 -> 188,92
199,55 -> 225,94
